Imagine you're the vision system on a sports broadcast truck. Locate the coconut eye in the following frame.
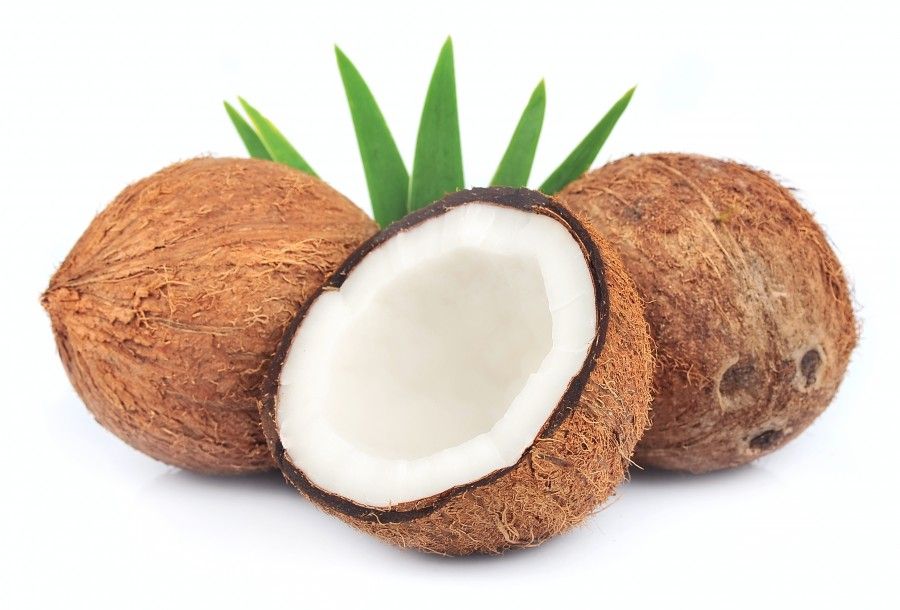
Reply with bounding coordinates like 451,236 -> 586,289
800,348 -> 823,388
717,358 -> 762,412
749,428 -> 783,451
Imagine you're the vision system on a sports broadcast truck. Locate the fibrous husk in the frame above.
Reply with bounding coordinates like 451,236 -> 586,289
261,187 -> 653,554
560,153 -> 857,473
42,157 -> 377,473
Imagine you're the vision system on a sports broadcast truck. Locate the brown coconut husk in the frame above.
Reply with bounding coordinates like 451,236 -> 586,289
42,157 -> 378,474
261,187 -> 653,554
559,153 -> 857,473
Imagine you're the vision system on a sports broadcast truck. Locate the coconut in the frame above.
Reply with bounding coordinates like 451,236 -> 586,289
260,187 -> 653,554
42,157 -> 378,474
559,153 -> 857,473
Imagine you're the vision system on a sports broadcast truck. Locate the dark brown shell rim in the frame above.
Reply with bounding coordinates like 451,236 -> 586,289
260,187 -> 610,523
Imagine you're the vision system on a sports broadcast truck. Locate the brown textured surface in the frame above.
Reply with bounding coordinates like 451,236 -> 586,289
42,157 -> 377,474
262,187 -> 653,555
559,153 -> 857,473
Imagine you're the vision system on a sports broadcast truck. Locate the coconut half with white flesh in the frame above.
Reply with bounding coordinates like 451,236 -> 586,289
261,187 -> 652,555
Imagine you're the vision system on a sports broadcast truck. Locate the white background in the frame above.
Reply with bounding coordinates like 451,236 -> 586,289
2,1 -> 898,608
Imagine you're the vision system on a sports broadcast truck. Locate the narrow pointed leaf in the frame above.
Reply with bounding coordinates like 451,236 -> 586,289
408,37 -> 463,212
336,46 -> 408,228
539,86 -> 635,195
238,97 -> 317,177
490,80 -> 546,187
224,101 -> 271,160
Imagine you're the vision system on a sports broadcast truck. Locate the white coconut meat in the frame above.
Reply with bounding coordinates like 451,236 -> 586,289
276,202 -> 597,508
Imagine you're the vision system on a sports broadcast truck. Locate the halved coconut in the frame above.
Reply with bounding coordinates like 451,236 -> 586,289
261,187 -> 652,555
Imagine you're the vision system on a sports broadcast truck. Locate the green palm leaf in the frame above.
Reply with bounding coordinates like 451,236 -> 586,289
540,86 -> 635,194
408,37 -> 464,212
490,80 -> 546,187
336,46 -> 409,228
238,97 -> 317,176
224,101 -> 271,160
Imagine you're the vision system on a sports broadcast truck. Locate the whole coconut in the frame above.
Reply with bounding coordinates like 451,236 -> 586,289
42,157 -> 377,474
559,153 -> 857,473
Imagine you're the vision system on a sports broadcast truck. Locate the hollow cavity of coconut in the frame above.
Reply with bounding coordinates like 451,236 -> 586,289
261,187 -> 652,555
560,153 -> 857,473
42,157 -> 377,474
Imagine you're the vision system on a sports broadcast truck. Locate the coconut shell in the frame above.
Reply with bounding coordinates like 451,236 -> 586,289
559,153 -> 857,473
261,187 -> 653,555
42,157 -> 378,474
